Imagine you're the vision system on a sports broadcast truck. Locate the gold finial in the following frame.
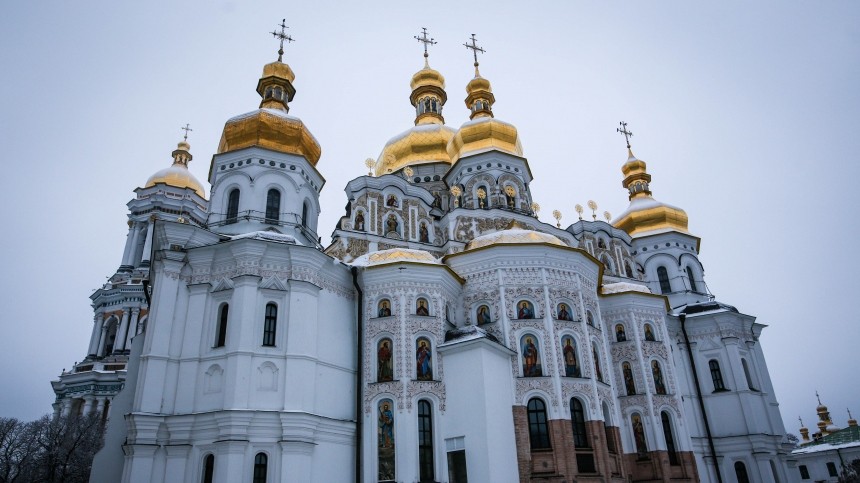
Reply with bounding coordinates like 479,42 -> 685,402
575,204 -> 584,220
587,200 -> 598,220
180,123 -> 192,142
404,166 -> 414,178
603,211 -> 611,222
617,121 -> 633,149
270,18 -> 294,62
552,209 -> 562,228
464,33 -> 486,77
450,185 -> 462,207
414,27 -> 437,66
531,202 -> 540,216
176,215 -> 186,224
364,158 -> 375,176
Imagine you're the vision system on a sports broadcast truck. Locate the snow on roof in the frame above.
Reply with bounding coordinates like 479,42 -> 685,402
229,231 -> 301,245
602,282 -> 652,295
350,248 -> 440,267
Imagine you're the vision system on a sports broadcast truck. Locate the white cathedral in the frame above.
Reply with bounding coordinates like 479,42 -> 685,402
51,29 -> 796,483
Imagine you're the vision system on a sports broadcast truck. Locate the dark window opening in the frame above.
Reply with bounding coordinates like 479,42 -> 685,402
686,265 -> 698,292
202,454 -> 214,483
571,398 -> 589,448
418,400 -> 435,482
709,359 -> 726,391
657,266 -> 671,294
215,304 -> 228,348
735,461 -> 750,483
527,398 -> 551,450
798,465 -> 810,480
447,450 -> 468,483
661,411 -> 679,466
827,462 -> 838,477
301,202 -> 309,227
226,189 -> 240,225
742,358 -> 757,390
576,453 -> 596,473
263,303 -> 277,347
253,453 -> 267,483
265,189 -> 281,223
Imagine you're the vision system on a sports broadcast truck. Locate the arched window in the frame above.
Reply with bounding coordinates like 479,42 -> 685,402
253,453 -> 268,483
476,186 -> 489,209
301,201 -> 309,228
418,400 -> 435,482
686,266 -> 698,293
263,303 -> 277,347
623,362 -> 636,395
265,189 -> 281,223
652,361 -> 667,394
570,398 -> 589,448
215,304 -> 228,348
202,454 -> 215,483
644,324 -> 656,341
661,412 -> 679,466
592,343 -> 604,382
561,336 -> 580,377
226,188 -> 240,225
735,461 -> 751,483
631,413 -> 648,457
586,311 -> 595,327
709,359 -> 726,391
603,403 -> 617,454
527,398 -> 551,449
742,358 -> 757,390
657,266 -> 671,294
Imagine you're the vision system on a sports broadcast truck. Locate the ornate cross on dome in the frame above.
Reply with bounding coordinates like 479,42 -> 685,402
816,391 -> 822,405
464,34 -> 486,68
617,121 -> 633,149
414,27 -> 436,60
180,123 -> 192,142
271,18 -> 294,62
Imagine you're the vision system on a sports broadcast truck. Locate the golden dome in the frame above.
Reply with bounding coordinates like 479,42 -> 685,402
410,65 -> 445,91
364,248 -> 441,266
612,150 -> 689,237
375,123 -> 455,176
447,117 -> 523,164
145,141 -> 206,198
466,228 -> 566,251
216,60 -> 321,165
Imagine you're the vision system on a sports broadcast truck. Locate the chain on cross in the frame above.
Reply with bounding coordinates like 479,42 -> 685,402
271,18 -> 294,62
414,27 -> 436,59
617,121 -> 633,149
181,123 -> 192,142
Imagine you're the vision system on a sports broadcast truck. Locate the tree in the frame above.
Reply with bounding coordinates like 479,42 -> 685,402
840,459 -> 860,483
0,414 -> 104,483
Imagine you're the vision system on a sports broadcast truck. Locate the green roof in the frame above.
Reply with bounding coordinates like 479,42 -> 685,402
804,425 -> 860,448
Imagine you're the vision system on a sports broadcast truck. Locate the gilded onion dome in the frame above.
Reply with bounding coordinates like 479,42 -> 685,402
466,228 -> 565,251
447,66 -> 523,164
145,140 -> 206,198
612,149 -> 689,236
216,59 -> 321,165
375,57 -> 454,176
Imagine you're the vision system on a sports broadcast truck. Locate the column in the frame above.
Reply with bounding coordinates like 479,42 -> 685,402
88,313 -> 104,356
61,398 -> 72,417
139,221 -> 155,267
124,308 -> 140,350
82,397 -> 94,416
95,397 -> 106,419
97,325 -> 109,357
119,222 -> 136,270
115,309 -> 131,353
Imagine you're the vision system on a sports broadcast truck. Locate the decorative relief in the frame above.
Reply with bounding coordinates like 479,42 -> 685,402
561,380 -> 595,409
504,287 -> 545,319
596,385 -> 615,412
364,382 -> 404,414
618,394 -> 650,415
515,377 -> 558,407
641,341 -> 668,360
406,380 -> 446,412
610,342 -> 638,362
650,395 -> 680,416
502,267 -> 542,286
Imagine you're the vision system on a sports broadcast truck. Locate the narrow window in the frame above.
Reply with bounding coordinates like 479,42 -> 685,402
263,303 -> 277,347
827,462 -> 838,477
742,358 -> 757,390
799,465 -> 810,480
570,398 -> 589,448
735,461 -> 750,483
686,266 -> 698,292
265,189 -> 280,223
202,454 -> 214,483
418,400 -> 435,482
301,202 -> 309,227
253,453 -> 268,483
226,189 -> 240,225
709,359 -> 726,391
661,411 -> 679,466
603,403 -> 616,454
657,266 -> 671,294
215,304 -> 228,348
447,450 -> 468,483
527,398 -> 551,449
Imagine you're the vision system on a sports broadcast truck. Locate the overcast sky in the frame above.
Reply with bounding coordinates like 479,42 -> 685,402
1,1 -> 857,436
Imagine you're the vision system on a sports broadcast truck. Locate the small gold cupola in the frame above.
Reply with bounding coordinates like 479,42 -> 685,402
215,20 -> 321,165
409,28 -> 447,126
612,122 -> 689,237
145,125 -> 206,198
447,35 -> 523,164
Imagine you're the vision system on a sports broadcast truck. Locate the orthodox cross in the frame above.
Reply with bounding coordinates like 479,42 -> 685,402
180,123 -> 192,142
798,416 -> 804,427
414,27 -> 436,59
617,121 -> 633,149
271,19 -> 294,62
464,34 -> 485,67
816,391 -> 822,405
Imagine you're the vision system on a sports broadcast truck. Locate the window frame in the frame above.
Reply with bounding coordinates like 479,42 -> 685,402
661,411 -> 679,466
657,266 -> 671,294
418,400 -> 435,482
263,303 -> 277,347
252,452 -> 268,483
265,189 -> 281,224
215,304 -> 228,348
709,359 -> 727,391
570,397 -> 589,448
527,397 -> 552,450
226,188 -> 240,225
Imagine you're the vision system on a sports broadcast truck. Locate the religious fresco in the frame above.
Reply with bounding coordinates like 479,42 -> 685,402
557,303 -> 572,321
521,335 -> 542,377
615,324 -> 627,342
623,362 -> 636,395
592,343 -> 603,382
377,300 -> 391,318
385,214 -> 399,235
586,311 -> 595,326
517,300 -> 535,319
652,360 -> 667,395
419,222 -> 429,243
378,399 -> 395,480
377,338 -> 393,382
644,324 -> 655,341
386,194 -> 397,207
416,338 -> 432,380
476,304 -> 491,325
631,413 -> 648,458
354,211 -> 365,231
416,298 -> 429,316
561,335 -> 580,377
